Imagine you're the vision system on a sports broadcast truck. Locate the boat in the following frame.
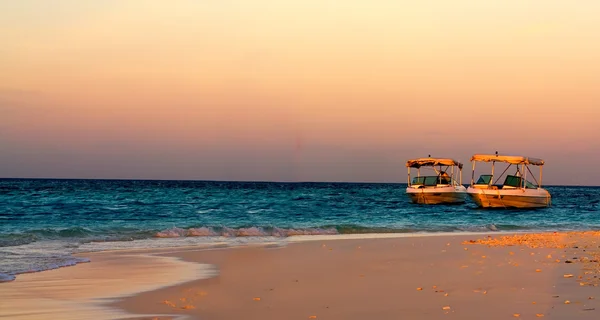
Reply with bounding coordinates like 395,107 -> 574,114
466,152 -> 551,208
405,157 -> 467,204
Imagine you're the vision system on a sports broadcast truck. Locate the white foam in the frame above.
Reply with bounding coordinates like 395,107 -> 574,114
0,252 -> 217,320
187,227 -> 218,236
77,236 -> 287,253
286,231 -> 522,242
153,226 -> 339,238
80,230 -> 529,255
0,273 -> 16,282
0,240 -> 92,280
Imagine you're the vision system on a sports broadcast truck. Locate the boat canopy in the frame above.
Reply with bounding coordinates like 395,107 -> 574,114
406,158 -> 463,169
470,154 -> 545,166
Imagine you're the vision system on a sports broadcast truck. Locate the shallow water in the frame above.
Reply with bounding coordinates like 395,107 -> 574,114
1,179 -> 599,281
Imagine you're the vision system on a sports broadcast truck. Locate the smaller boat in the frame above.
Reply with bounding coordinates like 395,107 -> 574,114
405,157 -> 467,204
466,152 -> 551,208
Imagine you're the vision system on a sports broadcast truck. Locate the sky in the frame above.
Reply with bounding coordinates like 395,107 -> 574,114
1,0 -> 600,185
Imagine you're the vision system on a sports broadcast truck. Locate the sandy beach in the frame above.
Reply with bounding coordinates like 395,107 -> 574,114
4,2 -> 600,319
2,232 -> 600,320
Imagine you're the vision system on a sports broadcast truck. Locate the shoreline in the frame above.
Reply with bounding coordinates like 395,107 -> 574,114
0,249 -> 217,320
2,231 -> 599,319
112,232 -> 600,319
1,230 -> 525,283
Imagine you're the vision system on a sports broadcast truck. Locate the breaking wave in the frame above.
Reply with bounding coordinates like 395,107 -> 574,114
152,224 -> 512,238
154,226 -> 340,238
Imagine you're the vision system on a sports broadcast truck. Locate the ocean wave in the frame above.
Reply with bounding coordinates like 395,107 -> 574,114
1,223 -> 537,248
0,227 -> 156,248
154,226 -> 340,238
152,224 -> 517,238
456,224 -> 503,232
0,227 -> 94,240
0,233 -> 39,247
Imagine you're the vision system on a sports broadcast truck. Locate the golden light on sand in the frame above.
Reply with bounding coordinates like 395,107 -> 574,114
463,231 -> 600,252
162,300 -> 176,307
462,231 -> 600,290
462,233 -> 570,248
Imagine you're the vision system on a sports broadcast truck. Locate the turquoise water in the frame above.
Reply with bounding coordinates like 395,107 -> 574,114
1,179 -> 599,282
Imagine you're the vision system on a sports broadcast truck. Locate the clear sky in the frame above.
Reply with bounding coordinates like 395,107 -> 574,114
1,0 -> 599,185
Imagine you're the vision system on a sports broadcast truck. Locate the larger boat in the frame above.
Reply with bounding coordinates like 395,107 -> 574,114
405,157 -> 467,204
466,153 -> 551,208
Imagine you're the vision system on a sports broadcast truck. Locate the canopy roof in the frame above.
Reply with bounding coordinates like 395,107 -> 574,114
470,154 -> 545,166
406,158 -> 463,169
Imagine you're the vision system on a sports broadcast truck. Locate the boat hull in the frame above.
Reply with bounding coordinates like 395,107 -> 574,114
406,186 -> 467,204
466,187 -> 551,208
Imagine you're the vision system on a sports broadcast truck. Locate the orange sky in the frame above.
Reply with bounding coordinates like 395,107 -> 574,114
1,1 -> 600,184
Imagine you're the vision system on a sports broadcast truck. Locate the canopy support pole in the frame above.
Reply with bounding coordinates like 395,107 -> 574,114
490,162 -> 495,185
522,164 -> 527,188
526,165 -> 540,187
471,161 -> 475,186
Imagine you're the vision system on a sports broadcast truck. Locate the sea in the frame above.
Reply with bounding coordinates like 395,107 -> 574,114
1,178 -> 599,282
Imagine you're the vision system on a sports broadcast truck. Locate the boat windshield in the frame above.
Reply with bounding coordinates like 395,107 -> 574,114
475,175 -> 493,185
412,177 -> 438,186
503,175 -> 521,188
412,177 -> 425,185
525,180 -> 538,188
412,176 -> 450,186
503,175 -> 538,189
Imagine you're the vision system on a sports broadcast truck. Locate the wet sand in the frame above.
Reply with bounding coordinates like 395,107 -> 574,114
2,232 -> 599,320
114,232 -> 600,320
0,248 -> 215,320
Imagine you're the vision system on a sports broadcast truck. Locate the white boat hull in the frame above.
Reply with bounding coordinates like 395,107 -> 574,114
406,185 -> 467,204
466,187 -> 551,208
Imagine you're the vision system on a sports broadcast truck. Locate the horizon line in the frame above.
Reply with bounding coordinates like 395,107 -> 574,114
0,177 -> 597,188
